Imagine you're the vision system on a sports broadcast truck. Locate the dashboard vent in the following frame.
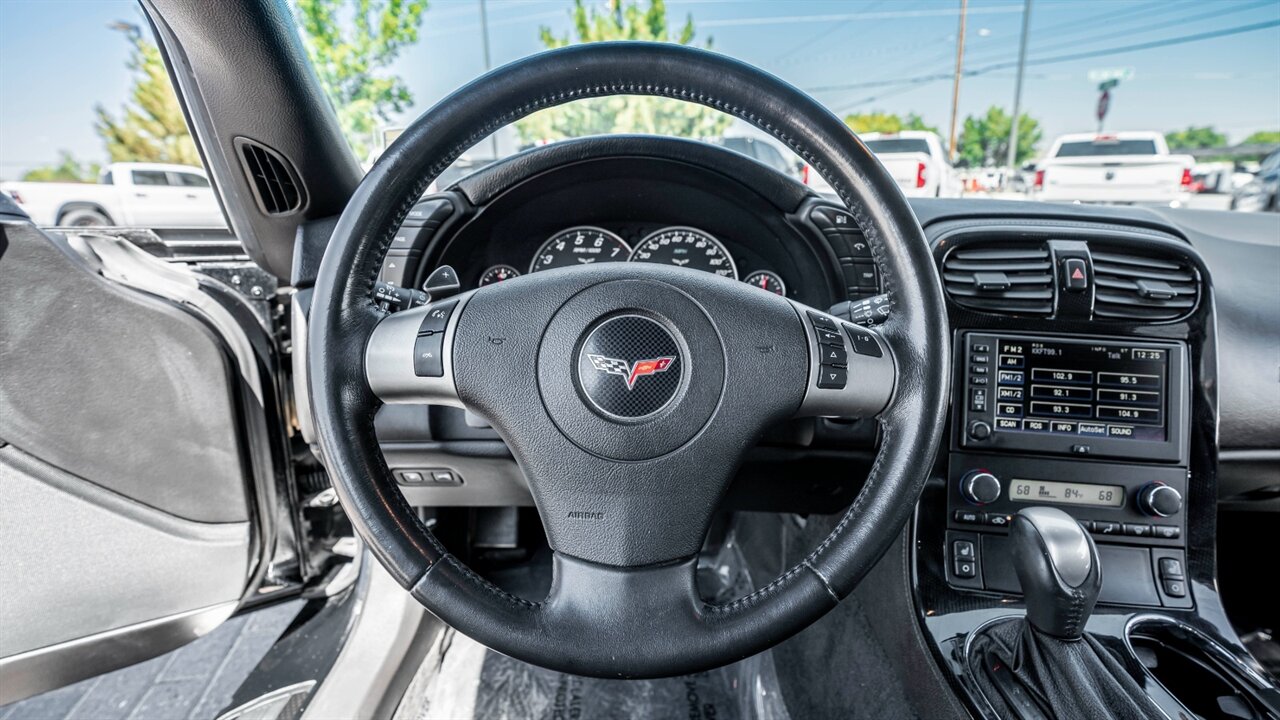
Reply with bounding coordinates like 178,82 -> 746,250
1092,245 -> 1199,321
235,138 -> 303,215
942,243 -> 1054,315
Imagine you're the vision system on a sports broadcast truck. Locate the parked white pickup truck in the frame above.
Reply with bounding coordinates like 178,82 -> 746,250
1,162 -> 224,227
803,131 -> 959,198
1032,132 -> 1194,206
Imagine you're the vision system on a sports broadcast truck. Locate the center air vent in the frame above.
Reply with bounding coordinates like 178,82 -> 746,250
1092,245 -> 1199,321
942,243 -> 1054,316
235,137 -> 304,216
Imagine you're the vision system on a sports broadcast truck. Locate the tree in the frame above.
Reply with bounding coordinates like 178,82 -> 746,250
21,151 -> 102,183
1242,130 -> 1280,146
957,106 -> 1041,168
1165,126 -> 1226,152
844,111 -> 937,135
95,24 -> 200,166
515,0 -> 731,144
293,0 -> 429,159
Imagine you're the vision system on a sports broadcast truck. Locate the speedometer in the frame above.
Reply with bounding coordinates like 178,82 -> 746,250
530,226 -> 630,273
629,227 -> 738,279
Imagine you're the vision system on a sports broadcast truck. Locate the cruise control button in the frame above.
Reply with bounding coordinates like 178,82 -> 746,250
816,365 -> 847,389
419,299 -> 458,335
821,343 -> 848,365
844,325 -> 883,357
413,333 -> 445,377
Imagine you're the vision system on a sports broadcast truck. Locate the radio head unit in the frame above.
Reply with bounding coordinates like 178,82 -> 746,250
958,332 -> 1188,462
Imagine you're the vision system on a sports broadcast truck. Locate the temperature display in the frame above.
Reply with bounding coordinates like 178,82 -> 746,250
1009,479 -> 1125,508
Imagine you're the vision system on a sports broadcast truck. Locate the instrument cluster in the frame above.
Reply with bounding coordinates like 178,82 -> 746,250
476,224 -> 789,296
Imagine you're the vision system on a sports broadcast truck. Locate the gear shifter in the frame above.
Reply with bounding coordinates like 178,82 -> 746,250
970,507 -> 1164,719
1010,506 -> 1101,639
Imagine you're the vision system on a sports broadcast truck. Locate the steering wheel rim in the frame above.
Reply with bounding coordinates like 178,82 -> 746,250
309,42 -> 949,678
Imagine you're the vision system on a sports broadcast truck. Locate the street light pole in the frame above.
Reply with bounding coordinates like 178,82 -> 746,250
947,0 -> 969,164
1007,0 -> 1032,172
479,0 -> 499,160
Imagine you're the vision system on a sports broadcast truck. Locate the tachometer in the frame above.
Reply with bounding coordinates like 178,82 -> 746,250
629,227 -> 738,279
478,264 -> 521,287
530,226 -> 631,273
743,270 -> 787,296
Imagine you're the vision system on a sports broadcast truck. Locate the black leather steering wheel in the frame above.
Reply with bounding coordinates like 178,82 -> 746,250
309,42 -> 949,678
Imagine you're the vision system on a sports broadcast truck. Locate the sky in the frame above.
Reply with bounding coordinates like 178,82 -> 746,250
2,0 -> 1278,179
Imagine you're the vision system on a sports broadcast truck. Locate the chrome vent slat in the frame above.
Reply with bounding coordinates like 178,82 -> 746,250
942,242 -> 1054,316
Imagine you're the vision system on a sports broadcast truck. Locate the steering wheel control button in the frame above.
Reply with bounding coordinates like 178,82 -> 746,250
821,343 -> 848,366
807,311 -> 837,332
577,315 -> 682,420
413,333 -> 445,377
844,325 -> 883,357
418,299 -> 458,335
816,365 -> 848,389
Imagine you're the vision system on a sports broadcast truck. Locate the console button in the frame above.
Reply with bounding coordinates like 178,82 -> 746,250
984,513 -> 1011,528
1077,520 -> 1095,532
430,470 -> 460,485
970,388 -> 988,412
413,334 -> 445,377
1152,525 -> 1181,539
1062,257 -> 1090,292
971,375 -> 989,386
953,510 -> 982,524
971,354 -> 990,364
953,557 -> 977,579
844,326 -> 883,357
396,470 -> 426,484
1124,523 -> 1152,537
953,540 -> 976,560
816,365 -> 847,389
1093,521 -> 1122,535
972,343 -> 990,353
1161,578 -> 1187,598
967,421 -> 992,440
820,343 -> 848,366
1158,557 -> 1184,580
971,365 -> 989,375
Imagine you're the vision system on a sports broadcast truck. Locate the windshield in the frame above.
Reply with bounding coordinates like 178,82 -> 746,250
2,0 -> 1278,216
1055,139 -> 1159,157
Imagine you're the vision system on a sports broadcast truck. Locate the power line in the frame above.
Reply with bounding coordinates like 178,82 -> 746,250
812,17 -> 1280,101
698,4 -> 1024,28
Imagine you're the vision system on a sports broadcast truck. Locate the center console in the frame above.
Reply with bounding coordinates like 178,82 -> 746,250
946,331 -> 1193,609
911,218 -> 1278,720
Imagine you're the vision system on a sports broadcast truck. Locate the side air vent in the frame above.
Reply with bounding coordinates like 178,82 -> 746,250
234,138 -> 304,216
1092,245 -> 1199,321
942,243 -> 1054,316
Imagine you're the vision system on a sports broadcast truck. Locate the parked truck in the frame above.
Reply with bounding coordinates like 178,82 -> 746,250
1031,132 -> 1194,206
1,162 -> 224,227
803,131 -> 959,198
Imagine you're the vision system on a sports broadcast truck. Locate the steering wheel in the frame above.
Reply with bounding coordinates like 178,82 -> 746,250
309,42 -> 948,679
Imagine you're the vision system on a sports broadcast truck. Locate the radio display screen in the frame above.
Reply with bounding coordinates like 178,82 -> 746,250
1009,479 -> 1126,507
990,338 -> 1167,442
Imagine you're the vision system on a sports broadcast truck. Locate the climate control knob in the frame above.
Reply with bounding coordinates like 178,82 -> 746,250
961,470 -> 1002,506
1138,483 -> 1183,518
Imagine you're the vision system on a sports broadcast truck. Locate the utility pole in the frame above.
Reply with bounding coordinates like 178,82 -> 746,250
947,0 -> 969,164
1007,0 -> 1032,172
479,0 -> 499,160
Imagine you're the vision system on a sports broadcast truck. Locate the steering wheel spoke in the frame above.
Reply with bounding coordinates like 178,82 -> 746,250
792,304 -> 897,419
364,292 -> 471,408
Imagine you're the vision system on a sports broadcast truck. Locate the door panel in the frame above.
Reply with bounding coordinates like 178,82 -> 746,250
0,209 -> 263,703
